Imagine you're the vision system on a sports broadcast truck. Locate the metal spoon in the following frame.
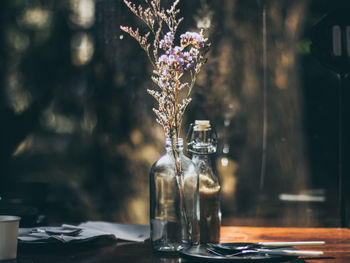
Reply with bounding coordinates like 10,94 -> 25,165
208,243 -> 263,252
209,241 -> 325,252
206,247 -> 324,257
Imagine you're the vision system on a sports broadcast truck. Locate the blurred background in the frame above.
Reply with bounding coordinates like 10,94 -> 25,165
0,0 -> 349,227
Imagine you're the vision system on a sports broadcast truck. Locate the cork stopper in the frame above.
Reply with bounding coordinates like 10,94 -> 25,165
194,120 -> 211,131
187,120 -> 217,154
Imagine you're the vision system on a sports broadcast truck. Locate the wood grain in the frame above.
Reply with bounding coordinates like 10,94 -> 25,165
221,227 -> 350,263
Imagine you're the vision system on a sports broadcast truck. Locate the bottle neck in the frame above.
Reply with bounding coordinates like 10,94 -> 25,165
192,153 -> 217,181
165,137 -> 184,155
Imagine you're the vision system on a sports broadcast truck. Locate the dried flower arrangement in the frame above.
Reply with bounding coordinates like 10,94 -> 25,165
120,0 -> 210,171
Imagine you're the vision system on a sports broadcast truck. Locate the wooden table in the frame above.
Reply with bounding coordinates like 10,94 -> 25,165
18,227 -> 350,263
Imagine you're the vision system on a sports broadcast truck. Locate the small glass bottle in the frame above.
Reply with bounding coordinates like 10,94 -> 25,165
187,120 -> 221,243
150,138 -> 200,253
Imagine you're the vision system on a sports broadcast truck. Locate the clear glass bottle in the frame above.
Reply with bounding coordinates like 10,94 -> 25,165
187,120 -> 221,243
150,138 -> 199,253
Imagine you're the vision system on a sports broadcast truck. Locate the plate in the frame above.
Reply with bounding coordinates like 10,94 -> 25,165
179,244 -> 298,262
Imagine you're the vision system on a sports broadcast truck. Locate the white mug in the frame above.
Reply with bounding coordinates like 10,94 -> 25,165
0,215 -> 20,261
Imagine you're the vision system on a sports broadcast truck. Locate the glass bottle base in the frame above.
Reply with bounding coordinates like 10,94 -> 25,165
151,219 -> 188,253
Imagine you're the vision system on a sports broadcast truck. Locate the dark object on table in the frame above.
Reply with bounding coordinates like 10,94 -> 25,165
18,236 -> 117,252
18,225 -> 116,252
208,242 -> 290,253
179,244 -> 297,262
207,241 -> 325,252
205,243 -> 322,258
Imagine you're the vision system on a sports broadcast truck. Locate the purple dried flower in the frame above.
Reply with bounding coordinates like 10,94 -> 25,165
159,32 -> 174,50
158,68 -> 170,87
182,51 -> 195,71
182,51 -> 192,61
189,47 -> 199,57
168,54 -> 184,73
121,0 -> 210,142
158,54 -> 168,66
166,46 -> 183,56
160,76 -> 169,87
185,63 -> 195,70
180,32 -> 205,48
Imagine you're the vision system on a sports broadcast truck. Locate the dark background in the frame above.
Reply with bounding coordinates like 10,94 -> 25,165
1,0 -> 349,227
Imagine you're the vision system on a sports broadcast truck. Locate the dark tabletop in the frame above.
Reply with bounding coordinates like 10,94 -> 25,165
18,226 -> 350,263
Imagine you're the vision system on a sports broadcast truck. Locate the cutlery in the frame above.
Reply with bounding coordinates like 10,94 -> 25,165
209,241 -> 325,252
206,247 -> 324,257
257,241 -> 325,247
31,227 -> 82,236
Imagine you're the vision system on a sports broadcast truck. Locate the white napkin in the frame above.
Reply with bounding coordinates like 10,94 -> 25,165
77,221 -> 150,242
18,222 -> 150,243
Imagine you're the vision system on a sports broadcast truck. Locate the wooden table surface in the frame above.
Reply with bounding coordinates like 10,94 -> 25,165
18,226 -> 350,263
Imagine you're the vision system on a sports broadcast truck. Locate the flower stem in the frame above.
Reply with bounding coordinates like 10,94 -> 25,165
171,137 -> 192,244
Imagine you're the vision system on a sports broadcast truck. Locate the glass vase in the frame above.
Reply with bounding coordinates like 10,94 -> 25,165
150,138 -> 199,253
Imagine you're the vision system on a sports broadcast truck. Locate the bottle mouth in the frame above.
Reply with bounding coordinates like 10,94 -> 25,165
165,137 -> 184,149
194,120 -> 211,131
187,120 -> 217,154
